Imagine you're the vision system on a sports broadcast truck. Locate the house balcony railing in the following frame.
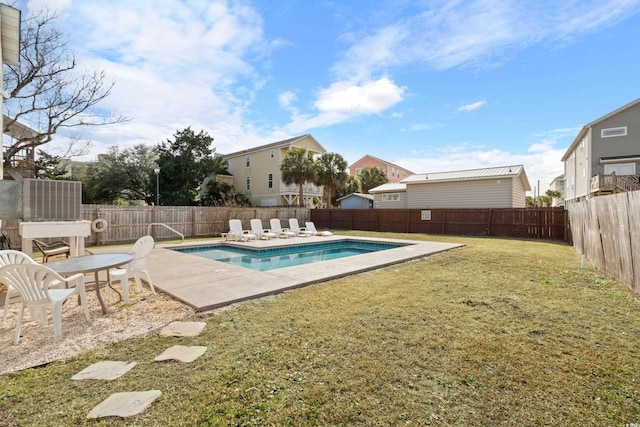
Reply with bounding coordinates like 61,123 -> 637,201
590,173 -> 640,194
280,183 -> 324,196
2,147 -> 36,180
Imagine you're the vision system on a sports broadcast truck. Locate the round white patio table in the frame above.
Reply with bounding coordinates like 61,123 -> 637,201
45,253 -> 132,315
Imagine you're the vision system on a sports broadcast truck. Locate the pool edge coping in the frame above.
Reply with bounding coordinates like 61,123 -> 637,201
149,235 -> 464,312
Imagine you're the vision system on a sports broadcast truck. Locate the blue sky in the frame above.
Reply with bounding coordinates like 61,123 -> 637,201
16,0 -> 640,193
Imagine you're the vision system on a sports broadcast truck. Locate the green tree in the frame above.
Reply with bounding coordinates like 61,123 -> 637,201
156,128 -> 218,206
314,152 -> 348,208
280,147 -> 317,207
34,150 -> 69,180
83,145 -> 157,204
200,180 -> 251,207
525,196 -> 536,208
358,166 -> 388,193
335,175 -> 362,201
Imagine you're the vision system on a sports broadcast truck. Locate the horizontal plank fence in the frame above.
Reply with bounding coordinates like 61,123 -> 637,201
0,206 -> 310,249
311,208 -> 568,241
568,191 -> 640,294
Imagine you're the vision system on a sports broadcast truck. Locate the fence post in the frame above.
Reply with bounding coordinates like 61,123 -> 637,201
406,210 -> 410,233
150,206 -> 156,239
442,209 -> 446,234
96,207 -> 102,245
537,209 -> 542,239
191,207 -> 196,238
487,208 -> 492,236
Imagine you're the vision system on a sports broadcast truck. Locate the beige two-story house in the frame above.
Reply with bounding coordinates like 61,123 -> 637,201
562,98 -> 640,204
223,134 -> 326,207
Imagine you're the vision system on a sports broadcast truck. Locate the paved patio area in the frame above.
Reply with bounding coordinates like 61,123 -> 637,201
137,235 -> 463,312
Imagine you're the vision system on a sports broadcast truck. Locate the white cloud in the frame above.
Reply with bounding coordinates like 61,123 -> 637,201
332,0 -> 640,76
457,101 -> 487,112
314,78 -> 405,115
401,123 -> 443,132
22,0 -> 273,158
284,77 -> 406,133
279,91 -> 297,109
395,136 -> 567,193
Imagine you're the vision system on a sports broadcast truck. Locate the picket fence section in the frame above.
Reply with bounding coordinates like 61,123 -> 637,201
568,191 -> 640,293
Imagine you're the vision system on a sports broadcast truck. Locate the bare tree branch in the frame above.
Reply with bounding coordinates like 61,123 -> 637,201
2,10 -> 130,170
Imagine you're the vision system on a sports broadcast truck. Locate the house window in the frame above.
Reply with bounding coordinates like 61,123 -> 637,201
355,168 -> 361,175
604,163 -> 636,175
382,193 -> 400,201
246,176 -> 251,191
601,126 -> 627,138
268,173 -> 273,188
270,149 -> 275,158
245,155 -> 251,167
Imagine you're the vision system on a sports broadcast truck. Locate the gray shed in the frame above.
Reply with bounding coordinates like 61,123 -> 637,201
337,193 -> 374,209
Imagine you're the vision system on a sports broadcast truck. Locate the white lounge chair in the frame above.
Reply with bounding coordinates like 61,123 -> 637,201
270,218 -> 296,238
228,219 -> 257,242
250,219 -> 277,240
305,221 -> 333,236
289,218 -> 313,237
109,236 -> 156,304
0,263 -> 91,344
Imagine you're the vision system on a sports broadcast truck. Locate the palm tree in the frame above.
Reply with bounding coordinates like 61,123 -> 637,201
280,147 -> 317,207
314,152 -> 348,208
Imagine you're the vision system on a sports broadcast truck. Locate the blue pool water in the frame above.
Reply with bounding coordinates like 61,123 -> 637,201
173,240 -> 405,271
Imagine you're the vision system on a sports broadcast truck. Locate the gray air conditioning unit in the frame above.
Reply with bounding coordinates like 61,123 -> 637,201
0,179 -> 82,221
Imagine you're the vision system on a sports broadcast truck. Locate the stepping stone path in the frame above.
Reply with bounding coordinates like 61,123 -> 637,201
78,321 -> 207,419
71,361 -> 137,381
155,345 -> 208,363
159,321 -> 207,337
87,391 -> 162,419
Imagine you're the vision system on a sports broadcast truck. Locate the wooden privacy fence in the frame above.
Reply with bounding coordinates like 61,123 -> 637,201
311,208 -> 568,240
568,191 -> 640,294
0,206 -> 310,249
81,205 -> 310,246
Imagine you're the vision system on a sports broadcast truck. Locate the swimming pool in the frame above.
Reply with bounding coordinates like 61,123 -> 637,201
172,240 -> 407,271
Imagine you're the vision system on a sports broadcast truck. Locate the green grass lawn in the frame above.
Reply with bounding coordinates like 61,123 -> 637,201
1,232 -> 639,426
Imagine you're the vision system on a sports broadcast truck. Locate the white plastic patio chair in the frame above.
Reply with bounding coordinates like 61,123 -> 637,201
288,218 -> 314,237
270,218 -> 296,238
109,236 -> 156,304
305,221 -> 334,236
0,263 -> 91,344
228,219 -> 257,242
1,250 -> 39,321
250,219 -> 277,240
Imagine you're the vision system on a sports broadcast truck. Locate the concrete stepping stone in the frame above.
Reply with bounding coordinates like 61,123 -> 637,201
87,390 -> 161,419
159,321 -> 206,337
154,345 -> 207,363
71,361 -> 137,381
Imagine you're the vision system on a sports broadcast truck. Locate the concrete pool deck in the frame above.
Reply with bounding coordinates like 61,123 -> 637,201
128,235 -> 463,312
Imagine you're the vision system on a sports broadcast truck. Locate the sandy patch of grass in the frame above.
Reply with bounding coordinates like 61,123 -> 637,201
0,232 -> 639,426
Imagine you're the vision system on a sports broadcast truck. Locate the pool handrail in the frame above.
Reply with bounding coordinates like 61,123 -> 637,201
147,223 -> 184,244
